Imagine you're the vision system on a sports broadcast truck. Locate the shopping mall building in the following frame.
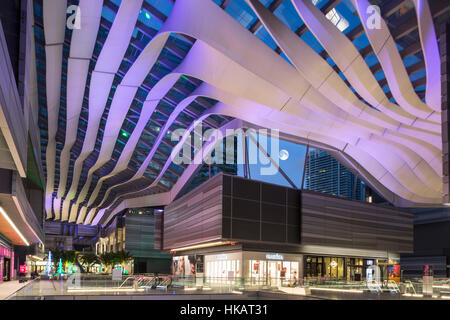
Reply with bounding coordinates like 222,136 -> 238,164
164,173 -> 412,282
0,0 -> 449,285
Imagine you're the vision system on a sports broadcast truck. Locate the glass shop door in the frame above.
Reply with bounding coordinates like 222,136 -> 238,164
267,261 -> 282,287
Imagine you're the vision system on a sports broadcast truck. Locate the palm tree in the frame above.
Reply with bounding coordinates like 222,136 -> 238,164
64,250 -> 79,272
99,252 -> 115,273
79,253 -> 99,273
116,251 -> 132,264
116,251 -> 133,272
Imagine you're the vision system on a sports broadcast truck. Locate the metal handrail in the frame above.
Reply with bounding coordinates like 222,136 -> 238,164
386,280 -> 400,293
404,280 -> 417,295
119,276 -> 134,288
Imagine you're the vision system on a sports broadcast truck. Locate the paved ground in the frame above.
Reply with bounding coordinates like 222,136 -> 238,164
3,280 -> 441,300
0,280 -> 33,300
7,280 -> 321,300
309,290 -> 432,300
7,279 -> 67,298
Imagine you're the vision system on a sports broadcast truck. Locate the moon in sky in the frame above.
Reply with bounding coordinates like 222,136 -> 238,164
279,149 -> 289,161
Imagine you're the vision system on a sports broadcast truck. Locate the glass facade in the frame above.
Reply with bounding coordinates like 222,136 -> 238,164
249,260 -> 299,284
206,259 -> 241,279
199,251 -> 303,286
304,255 -> 376,281
176,129 -> 389,205
304,148 -> 366,201
177,130 -> 386,204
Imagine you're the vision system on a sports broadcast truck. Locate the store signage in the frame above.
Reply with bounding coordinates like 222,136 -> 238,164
216,254 -> 228,260
19,265 -> 27,273
266,253 -> 284,260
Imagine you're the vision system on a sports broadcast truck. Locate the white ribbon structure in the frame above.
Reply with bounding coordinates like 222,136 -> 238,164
38,0 -> 445,225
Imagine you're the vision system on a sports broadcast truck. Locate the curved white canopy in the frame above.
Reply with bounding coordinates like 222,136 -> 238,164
38,0 -> 445,225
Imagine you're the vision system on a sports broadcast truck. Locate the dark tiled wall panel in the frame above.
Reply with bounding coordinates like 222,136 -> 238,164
126,214 -> 171,259
301,192 -> 413,252
222,175 -> 301,245
401,256 -> 447,278
164,174 -> 412,253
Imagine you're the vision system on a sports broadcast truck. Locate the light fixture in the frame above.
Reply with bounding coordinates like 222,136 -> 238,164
170,240 -> 231,252
145,12 -> 151,19
12,196 -> 43,245
184,287 -> 197,291
67,288 -> 144,293
0,206 -> 29,246
310,288 -> 363,293
403,293 -> 423,297
325,8 -> 349,32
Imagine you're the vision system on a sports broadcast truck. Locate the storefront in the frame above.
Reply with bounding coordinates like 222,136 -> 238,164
171,248 -> 396,285
0,244 -> 14,282
201,251 -> 302,286
304,255 -> 378,281
204,251 -> 242,281
172,255 -> 204,277
378,258 -> 400,282
25,255 -> 46,275
245,252 -> 301,286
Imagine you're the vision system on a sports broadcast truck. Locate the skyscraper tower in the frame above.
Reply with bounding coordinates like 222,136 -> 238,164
304,149 -> 365,201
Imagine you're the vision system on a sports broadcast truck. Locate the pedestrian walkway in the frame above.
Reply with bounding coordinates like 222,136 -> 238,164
0,280 -> 31,300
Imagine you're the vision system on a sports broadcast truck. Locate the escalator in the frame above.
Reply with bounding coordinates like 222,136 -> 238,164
156,277 -> 172,291
118,275 -> 172,291
140,277 -> 158,291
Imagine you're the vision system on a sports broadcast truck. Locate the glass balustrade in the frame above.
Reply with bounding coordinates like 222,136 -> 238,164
7,275 -> 450,300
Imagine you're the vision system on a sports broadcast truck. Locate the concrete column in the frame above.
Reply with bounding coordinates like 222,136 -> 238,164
442,23 -> 450,203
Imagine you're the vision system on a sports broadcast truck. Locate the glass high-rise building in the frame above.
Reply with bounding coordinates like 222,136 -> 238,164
304,148 -> 365,201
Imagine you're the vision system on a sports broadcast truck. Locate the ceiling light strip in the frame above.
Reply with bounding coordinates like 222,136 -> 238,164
0,206 -> 29,246
170,240 -> 231,252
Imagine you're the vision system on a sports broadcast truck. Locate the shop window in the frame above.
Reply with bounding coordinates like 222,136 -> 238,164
305,255 -> 375,281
